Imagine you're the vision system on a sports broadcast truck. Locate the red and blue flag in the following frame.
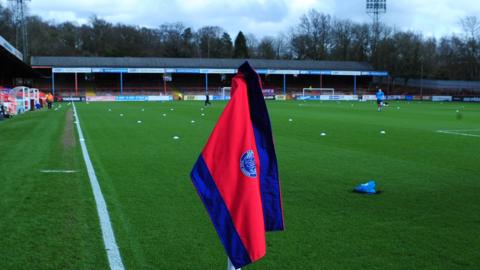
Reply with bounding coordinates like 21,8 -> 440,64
190,61 -> 284,268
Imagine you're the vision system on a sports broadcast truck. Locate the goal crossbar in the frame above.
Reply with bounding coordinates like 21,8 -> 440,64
302,88 -> 335,96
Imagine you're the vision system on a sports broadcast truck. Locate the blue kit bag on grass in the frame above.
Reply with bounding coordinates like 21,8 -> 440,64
354,180 -> 380,194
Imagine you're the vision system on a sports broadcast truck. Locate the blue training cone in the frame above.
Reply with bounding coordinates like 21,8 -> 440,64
354,180 -> 380,194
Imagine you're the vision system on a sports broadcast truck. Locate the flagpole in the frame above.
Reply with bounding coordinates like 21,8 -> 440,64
227,258 -> 240,270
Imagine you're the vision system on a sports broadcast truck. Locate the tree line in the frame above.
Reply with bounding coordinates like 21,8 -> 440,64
1,5 -> 479,81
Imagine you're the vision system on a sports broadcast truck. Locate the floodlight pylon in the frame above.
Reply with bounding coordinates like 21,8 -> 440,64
8,0 -> 30,63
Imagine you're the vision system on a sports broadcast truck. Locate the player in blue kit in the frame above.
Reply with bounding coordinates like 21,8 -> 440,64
376,88 -> 384,111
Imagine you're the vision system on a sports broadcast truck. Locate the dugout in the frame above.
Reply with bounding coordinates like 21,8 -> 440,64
31,56 -> 388,97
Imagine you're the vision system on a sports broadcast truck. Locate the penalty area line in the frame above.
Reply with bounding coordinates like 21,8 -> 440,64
436,130 -> 480,138
72,103 -> 125,270
437,128 -> 480,132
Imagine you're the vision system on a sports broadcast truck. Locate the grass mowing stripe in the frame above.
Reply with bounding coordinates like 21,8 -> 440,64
73,103 -> 125,270
0,105 -> 108,269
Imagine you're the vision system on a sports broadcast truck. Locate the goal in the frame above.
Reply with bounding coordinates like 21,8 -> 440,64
220,87 -> 231,100
302,87 -> 335,97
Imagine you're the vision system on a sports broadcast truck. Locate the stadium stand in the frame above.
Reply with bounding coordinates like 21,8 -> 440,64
31,57 -> 384,97
0,36 -> 34,88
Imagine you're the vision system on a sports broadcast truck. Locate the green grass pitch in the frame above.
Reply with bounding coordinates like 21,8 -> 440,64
1,100 -> 479,269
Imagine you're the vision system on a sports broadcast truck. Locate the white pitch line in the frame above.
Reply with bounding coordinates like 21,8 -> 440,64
436,130 -> 480,138
72,103 -> 125,270
437,128 -> 480,132
40,170 -> 77,173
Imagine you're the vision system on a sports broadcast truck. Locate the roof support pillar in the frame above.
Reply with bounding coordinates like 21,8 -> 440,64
283,74 -> 286,95
354,75 -> 357,95
205,73 -> 208,94
74,72 -> 78,96
120,72 -> 123,95
163,75 -> 167,96
52,71 -> 55,95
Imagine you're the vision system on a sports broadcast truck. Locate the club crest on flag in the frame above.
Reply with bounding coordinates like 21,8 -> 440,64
240,150 -> 257,178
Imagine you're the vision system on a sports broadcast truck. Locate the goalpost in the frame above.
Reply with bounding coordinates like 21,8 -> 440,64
302,87 -> 335,97
220,87 -> 231,100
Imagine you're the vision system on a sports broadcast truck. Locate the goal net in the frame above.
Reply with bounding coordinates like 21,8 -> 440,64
302,87 -> 335,97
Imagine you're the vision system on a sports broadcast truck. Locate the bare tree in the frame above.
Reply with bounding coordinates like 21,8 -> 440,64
245,33 -> 258,58
158,23 -> 186,57
290,9 -> 331,60
257,36 -> 276,59
350,23 -> 370,62
460,16 -> 480,41
459,16 -> 480,79
195,26 -> 224,58
273,32 -> 289,59
330,19 -> 353,60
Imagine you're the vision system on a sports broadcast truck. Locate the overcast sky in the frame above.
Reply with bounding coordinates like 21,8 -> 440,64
2,0 -> 479,39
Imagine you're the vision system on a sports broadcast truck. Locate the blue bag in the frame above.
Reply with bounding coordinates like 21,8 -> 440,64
354,180 -> 379,194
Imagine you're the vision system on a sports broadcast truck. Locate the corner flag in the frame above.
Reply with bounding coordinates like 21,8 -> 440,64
190,61 -> 284,269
